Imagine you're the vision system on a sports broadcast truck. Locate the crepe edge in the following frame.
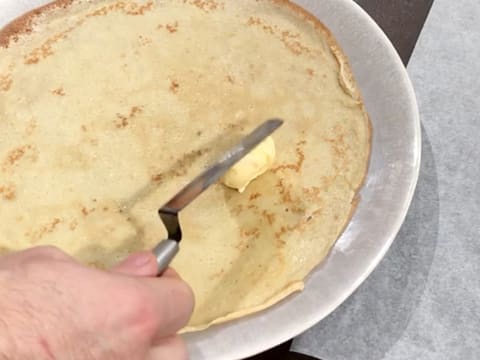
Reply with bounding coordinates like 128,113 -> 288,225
180,280 -> 305,333
181,193 -> 362,333
274,0 -> 373,190
0,0 -> 74,48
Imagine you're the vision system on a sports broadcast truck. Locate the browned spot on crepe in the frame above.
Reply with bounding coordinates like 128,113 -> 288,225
26,218 -> 63,243
272,141 -> 306,173
184,0 -> 224,12
166,21 -> 179,33
114,106 -> 143,128
261,210 -> 276,225
169,80 -> 180,93
16,1 -> 155,64
151,148 -> 211,180
247,16 -> 311,55
25,28 -> 73,64
2,145 -> 38,172
85,1 -> 154,17
24,120 -> 37,136
0,73 -> 12,91
249,192 -> 261,200
0,183 -> 16,201
51,87 -> 65,96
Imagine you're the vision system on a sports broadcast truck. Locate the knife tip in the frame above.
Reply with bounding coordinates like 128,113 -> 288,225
267,118 -> 284,130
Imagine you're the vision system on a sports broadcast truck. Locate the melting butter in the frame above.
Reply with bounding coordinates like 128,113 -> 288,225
222,136 -> 275,192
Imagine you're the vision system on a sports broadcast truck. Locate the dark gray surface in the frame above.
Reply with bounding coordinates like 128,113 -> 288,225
292,0 -> 480,358
354,0 -> 434,64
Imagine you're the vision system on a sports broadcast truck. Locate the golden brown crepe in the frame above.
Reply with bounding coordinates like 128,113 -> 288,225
0,0 -> 371,331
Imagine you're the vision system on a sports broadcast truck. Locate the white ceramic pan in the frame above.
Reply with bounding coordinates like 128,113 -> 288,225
0,1 -> 421,359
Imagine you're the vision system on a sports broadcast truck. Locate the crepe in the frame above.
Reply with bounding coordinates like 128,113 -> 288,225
0,0 -> 371,331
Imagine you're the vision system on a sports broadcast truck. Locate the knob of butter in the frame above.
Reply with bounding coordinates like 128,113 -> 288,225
221,136 -> 275,193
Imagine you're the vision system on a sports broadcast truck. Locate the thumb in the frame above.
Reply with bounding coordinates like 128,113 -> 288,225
112,251 -> 159,276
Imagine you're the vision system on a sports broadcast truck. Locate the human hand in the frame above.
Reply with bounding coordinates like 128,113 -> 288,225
0,246 -> 194,360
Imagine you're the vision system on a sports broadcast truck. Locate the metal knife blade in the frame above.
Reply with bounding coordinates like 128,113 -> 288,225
159,118 -> 283,214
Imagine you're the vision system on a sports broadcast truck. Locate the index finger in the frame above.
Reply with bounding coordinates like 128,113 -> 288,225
111,252 -> 182,280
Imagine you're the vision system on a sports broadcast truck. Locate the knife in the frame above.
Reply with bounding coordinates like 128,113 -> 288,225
152,118 -> 284,274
